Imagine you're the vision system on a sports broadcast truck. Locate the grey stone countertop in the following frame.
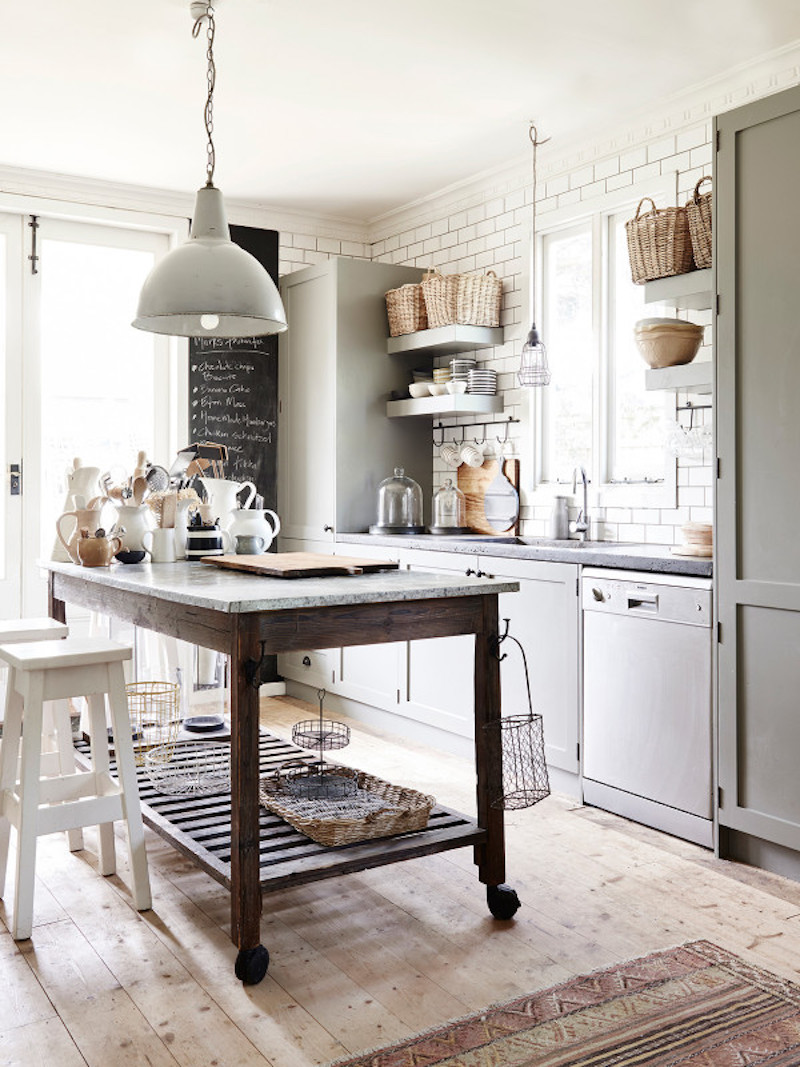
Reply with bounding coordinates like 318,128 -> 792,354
336,532 -> 713,578
43,559 -> 519,613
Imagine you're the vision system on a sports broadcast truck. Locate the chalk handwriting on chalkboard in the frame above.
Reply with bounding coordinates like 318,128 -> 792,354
189,335 -> 278,506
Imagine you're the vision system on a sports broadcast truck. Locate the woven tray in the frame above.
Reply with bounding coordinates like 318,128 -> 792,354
259,765 -> 435,846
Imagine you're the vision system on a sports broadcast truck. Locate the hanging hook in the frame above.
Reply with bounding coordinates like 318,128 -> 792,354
458,426 -> 467,446
491,619 -> 511,661
474,423 -> 487,447
433,422 -> 445,448
496,417 -> 511,447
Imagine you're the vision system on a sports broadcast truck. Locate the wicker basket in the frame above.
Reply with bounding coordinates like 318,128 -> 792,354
625,197 -> 694,284
385,283 -> 427,336
686,177 -> 712,270
421,269 -> 459,328
259,765 -> 435,846
456,270 -> 502,327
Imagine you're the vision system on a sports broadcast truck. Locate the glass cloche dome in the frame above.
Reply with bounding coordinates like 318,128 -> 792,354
369,467 -> 425,534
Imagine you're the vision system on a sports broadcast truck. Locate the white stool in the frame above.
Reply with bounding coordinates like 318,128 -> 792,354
0,637 -> 152,940
0,618 -> 82,852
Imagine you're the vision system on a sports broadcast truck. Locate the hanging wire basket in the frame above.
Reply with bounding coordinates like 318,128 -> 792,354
288,689 -> 356,799
484,625 -> 550,810
125,680 -> 181,766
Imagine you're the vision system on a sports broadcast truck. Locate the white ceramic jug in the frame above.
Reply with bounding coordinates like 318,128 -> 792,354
198,478 -> 257,528
227,508 -> 281,551
65,457 -> 103,509
56,503 -> 107,564
114,503 -> 157,552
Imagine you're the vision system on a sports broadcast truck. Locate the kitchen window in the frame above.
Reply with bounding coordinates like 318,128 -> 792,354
527,178 -> 675,509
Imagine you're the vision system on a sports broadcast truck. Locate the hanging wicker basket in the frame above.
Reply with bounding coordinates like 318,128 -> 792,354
385,283 -> 428,336
625,197 -> 695,284
686,176 -> 712,270
456,270 -> 503,327
421,269 -> 459,328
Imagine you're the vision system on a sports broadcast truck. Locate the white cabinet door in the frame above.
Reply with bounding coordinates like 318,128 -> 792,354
400,549 -> 477,739
276,538 -> 335,687
485,556 -> 581,774
278,270 -> 336,543
329,541 -> 403,711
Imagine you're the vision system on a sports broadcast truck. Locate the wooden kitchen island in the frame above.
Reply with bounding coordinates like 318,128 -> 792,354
45,559 -> 519,985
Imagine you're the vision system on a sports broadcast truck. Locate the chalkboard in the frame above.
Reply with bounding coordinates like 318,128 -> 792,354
188,225 -> 279,509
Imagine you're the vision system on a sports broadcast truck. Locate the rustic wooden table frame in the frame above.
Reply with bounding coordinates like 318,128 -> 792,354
47,566 -> 514,984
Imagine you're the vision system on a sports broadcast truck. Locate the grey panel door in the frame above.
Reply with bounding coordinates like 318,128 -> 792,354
716,84 -> 800,852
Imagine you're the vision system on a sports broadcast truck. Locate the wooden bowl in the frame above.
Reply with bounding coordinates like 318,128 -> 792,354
634,323 -> 704,369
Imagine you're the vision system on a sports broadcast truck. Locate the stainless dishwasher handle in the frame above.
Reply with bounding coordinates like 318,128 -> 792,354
627,595 -> 658,612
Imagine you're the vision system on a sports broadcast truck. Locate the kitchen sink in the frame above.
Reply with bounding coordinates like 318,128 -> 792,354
460,536 -> 617,549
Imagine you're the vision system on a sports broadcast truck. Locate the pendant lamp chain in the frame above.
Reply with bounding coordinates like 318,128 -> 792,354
518,123 -> 552,388
192,5 -> 216,186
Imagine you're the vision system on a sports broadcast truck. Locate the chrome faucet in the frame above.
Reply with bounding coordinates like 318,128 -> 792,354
571,466 -> 590,542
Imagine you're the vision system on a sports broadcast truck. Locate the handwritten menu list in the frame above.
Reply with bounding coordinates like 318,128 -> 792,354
187,224 -> 280,508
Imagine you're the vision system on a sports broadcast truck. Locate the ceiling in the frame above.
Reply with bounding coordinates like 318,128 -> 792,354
4,1 -> 800,222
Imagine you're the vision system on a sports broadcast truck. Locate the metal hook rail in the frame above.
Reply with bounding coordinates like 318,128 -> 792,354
433,415 -> 519,448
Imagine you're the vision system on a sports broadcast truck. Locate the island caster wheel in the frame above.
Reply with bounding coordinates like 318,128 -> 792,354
487,883 -> 521,920
235,944 -> 270,985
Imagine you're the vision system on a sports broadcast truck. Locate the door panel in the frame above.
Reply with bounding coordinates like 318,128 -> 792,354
0,216 -> 23,617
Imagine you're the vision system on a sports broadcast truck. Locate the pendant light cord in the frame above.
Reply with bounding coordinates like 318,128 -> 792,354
528,124 -> 550,325
192,5 -> 216,186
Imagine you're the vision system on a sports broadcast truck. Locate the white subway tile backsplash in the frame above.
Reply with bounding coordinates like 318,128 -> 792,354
648,136 -> 677,162
619,147 -> 647,170
594,157 -> 620,181
570,165 -> 595,190
606,170 -> 634,191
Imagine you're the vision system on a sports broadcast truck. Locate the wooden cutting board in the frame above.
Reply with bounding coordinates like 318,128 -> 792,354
200,552 -> 400,579
458,458 -> 520,534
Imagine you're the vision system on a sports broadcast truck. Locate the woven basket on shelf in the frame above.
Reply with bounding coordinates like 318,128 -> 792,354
421,269 -> 459,328
385,283 -> 428,336
456,270 -> 502,327
625,197 -> 694,284
259,765 -> 435,846
686,176 -> 712,270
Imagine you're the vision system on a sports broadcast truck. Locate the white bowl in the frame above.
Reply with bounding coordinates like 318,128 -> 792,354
428,383 -> 449,396
446,380 -> 468,395
409,382 -> 432,398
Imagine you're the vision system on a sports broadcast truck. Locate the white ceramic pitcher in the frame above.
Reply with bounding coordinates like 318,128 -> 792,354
227,508 -> 281,551
198,478 -> 257,527
114,503 -> 157,552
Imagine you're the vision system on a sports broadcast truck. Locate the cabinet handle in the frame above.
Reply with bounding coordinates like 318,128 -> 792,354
302,655 -> 312,667
465,568 -> 475,576
476,569 -> 485,578
323,524 -> 334,533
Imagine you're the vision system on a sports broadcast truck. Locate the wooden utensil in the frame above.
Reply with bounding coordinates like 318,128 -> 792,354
160,491 -> 178,529
200,552 -> 399,579
132,476 -> 148,505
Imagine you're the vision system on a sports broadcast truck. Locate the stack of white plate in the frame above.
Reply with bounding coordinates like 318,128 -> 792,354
450,358 -> 477,383
467,368 -> 497,395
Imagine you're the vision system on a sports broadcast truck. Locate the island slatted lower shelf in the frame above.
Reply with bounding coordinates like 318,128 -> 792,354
76,731 -> 484,894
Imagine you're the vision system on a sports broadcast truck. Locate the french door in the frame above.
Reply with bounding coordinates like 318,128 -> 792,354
0,209 -> 180,619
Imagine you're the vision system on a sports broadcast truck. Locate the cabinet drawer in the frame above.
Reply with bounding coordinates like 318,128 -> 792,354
279,649 -> 334,688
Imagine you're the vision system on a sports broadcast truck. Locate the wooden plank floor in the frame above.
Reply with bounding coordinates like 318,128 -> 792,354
4,693 -> 800,1066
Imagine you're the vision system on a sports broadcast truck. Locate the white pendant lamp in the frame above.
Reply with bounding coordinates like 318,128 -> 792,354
133,3 -> 287,339
517,124 -> 551,387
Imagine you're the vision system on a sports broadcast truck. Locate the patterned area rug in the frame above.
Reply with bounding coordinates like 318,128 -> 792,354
329,941 -> 800,1066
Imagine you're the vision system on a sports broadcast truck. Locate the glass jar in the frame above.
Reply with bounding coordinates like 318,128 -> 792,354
432,478 -> 466,529
370,467 -> 424,533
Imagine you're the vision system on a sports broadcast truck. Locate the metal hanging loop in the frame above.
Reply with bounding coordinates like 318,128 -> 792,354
433,422 -> 445,448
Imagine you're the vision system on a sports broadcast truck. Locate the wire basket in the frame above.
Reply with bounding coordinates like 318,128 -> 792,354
125,680 -> 181,766
484,626 -> 550,810
144,740 -> 231,796
292,719 -> 350,751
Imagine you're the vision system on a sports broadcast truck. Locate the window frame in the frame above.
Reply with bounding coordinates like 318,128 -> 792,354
521,174 -> 678,513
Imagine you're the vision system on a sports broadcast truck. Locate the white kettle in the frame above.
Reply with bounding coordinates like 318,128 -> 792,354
227,508 -> 281,551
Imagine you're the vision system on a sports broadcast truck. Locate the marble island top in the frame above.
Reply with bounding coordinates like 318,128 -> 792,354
337,532 -> 713,578
43,559 -> 519,613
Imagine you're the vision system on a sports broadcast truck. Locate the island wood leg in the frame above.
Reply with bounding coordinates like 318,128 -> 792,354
47,572 -> 66,625
474,594 -> 521,920
230,619 -> 269,984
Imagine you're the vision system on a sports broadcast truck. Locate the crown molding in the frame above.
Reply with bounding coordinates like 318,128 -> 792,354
0,165 -> 371,243
367,38 -> 800,244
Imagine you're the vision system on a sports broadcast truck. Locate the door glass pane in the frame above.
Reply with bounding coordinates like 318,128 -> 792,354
40,237 -> 158,561
609,213 -> 669,482
542,226 -> 593,483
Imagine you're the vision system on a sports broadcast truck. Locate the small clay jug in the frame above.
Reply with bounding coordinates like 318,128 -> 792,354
76,530 -> 123,568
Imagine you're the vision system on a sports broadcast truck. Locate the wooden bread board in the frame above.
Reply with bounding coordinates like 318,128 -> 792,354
670,544 -> 713,557
457,458 -> 520,534
200,552 -> 400,579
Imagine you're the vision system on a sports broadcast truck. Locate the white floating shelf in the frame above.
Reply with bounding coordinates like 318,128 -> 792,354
643,269 -> 713,311
645,361 -> 713,394
387,394 -> 504,418
387,325 -> 504,357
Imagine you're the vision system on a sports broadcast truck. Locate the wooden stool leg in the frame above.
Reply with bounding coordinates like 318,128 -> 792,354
87,693 -> 116,877
106,665 -> 151,911
13,671 -> 45,940
52,701 -> 84,853
0,671 -> 24,899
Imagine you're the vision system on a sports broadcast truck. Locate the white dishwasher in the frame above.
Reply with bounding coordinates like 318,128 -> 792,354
581,568 -> 713,848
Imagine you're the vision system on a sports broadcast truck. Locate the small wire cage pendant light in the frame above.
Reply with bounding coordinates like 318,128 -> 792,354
518,124 -> 551,387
